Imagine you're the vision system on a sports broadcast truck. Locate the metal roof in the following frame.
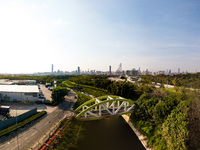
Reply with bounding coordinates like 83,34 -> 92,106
0,85 -> 39,93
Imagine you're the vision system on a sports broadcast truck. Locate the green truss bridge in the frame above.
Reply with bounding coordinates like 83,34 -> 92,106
75,95 -> 135,120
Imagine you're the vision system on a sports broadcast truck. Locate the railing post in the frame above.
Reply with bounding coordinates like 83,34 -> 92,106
124,102 -> 127,112
95,101 -> 97,111
113,101 -> 115,114
107,102 -> 109,107
99,105 -> 101,116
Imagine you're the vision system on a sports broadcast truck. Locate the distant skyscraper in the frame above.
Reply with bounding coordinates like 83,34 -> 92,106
116,63 -> 122,75
169,69 -> 171,75
178,68 -> 180,74
78,66 -> 80,74
52,64 -> 53,73
109,65 -> 111,75
119,63 -> 122,73
146,69 -> 149,75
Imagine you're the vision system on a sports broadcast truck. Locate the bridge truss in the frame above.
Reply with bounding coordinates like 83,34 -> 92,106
75,95 -> 135,120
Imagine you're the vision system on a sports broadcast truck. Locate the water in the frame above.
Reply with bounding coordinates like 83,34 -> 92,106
78,116 -> 146,150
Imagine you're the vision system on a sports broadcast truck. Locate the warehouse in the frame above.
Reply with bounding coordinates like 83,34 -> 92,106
0,85 -> 41,102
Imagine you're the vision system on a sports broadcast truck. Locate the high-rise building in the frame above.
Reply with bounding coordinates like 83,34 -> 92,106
169,70 -> 171,75
178,68 -> 180,74
109,65 -> 111,75
117,63 -> 122,75
119,63 -> 122,73
51,64 -> 53,73
78,66 -> 80,74
146,69 -> 149,75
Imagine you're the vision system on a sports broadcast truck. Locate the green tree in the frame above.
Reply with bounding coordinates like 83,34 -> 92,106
51,86 -> 69,104
162,101 -> 189,150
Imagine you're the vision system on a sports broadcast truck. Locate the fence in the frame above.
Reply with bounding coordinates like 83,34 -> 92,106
0,108 -> 37,130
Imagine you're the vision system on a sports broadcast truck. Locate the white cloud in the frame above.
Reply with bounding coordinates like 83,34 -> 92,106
54,18 -> 68,26
54,18 -> 62,25
32,5 -> 37,9
41,2 -> 49,8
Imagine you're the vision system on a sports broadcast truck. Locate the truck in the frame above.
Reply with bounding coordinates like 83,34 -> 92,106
45,83 -> 51,88
0,106 -> 10,115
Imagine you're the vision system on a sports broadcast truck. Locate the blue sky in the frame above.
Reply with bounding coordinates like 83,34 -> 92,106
0,0 -> 199,73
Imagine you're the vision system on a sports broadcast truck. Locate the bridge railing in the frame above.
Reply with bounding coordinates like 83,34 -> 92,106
75,96 -> 135,120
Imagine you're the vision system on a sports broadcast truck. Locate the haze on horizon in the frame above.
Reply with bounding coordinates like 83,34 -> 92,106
0,0 -> 199,74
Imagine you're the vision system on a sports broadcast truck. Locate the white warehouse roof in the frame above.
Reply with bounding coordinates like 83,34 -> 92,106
0,85 -> 39,93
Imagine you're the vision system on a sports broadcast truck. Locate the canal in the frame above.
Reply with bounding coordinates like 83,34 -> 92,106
78,116 -> 145,150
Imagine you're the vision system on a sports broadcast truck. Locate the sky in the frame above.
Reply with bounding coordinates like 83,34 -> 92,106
0,0 -> 200,74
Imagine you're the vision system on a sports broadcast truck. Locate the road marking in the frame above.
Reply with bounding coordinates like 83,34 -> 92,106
25,129 -> 30,133
31,131 -> 37,137
10,144 -> 20,150
54,113 -> 58,117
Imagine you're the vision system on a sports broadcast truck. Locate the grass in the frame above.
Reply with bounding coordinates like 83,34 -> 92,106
63,80 -> 109,97
73,91 -> 91,110
47,117 -> 85,150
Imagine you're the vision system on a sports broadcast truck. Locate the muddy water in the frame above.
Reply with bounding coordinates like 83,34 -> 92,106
78,116 -> 145,150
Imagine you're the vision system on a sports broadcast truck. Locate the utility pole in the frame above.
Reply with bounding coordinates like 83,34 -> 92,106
16,107 -> 19,150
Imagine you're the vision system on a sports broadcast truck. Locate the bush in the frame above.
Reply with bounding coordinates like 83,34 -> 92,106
48,117 -> 84,150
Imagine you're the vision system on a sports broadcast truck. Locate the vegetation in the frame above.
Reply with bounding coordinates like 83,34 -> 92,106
131,88 -> 192,150
141,73 -> 200,89
51,86 -> 69,105
0,75 -> 74,85
63,80 -> 109,97
0,111 -> 46,137
62,80 -> 76,88
47,117 -> 84,150
3,74 -> 198,149
187,92 -> 200,149
66,75 -> 200,150
68,75 -> 152,100
73,91 -> 91,110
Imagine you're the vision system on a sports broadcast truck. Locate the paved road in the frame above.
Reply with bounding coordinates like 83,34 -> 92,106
0,90 -> 76,150
39,84 -> 52,102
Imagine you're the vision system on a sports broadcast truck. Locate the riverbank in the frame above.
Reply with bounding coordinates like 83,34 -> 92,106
122,114 -> 152,150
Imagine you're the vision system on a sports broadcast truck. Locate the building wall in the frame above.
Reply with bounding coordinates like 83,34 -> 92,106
0,92 -> 39,102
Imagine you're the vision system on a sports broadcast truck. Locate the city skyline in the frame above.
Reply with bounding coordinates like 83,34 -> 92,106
0,0 -> 199,74
42,64 -> 190,75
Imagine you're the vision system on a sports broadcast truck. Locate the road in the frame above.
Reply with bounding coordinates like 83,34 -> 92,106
39,84 -> 52,102
0,90 -> 77,150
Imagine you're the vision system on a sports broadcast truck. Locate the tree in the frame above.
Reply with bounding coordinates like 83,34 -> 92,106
51,86 -> 69,104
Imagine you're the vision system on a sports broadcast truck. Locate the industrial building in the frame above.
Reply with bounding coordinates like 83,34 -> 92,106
0,85 -> 41,102
0,79 -> 36,85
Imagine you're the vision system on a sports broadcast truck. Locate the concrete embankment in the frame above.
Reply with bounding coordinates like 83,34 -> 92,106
122,114 -> 152,150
